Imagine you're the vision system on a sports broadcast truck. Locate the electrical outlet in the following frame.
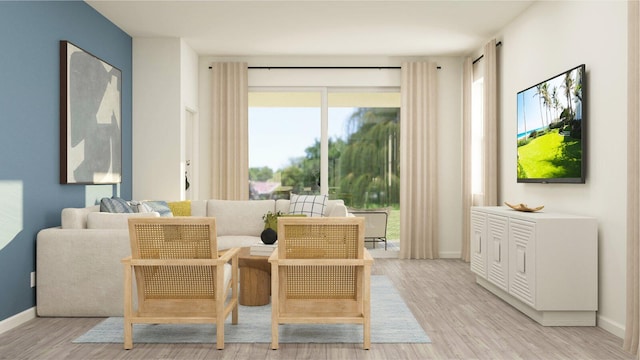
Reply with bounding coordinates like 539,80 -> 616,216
30,272 -> 35,288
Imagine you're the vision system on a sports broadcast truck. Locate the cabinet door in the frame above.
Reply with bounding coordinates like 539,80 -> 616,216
487,214 -> 509,291
508,218 -> 536,307
470,210 -> 487,278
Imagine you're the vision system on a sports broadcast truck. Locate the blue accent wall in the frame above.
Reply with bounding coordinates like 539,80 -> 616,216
0,1 -> 132,321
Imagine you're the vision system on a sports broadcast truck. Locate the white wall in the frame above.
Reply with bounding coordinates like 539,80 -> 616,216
198,55 -> 463,257
434,57 -> 464,258
496,1 -> 627,336
132,38 -> 199,201
180,40 -> 199,199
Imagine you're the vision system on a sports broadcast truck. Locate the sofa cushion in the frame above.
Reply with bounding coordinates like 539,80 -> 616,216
100,197 -> 135,213
190,200 -> 207,216
289,194 -> 327,217
87,212 -> 160,229
207,199 -> 275,236
326,199 -> 347,217
61,205 -> 100,229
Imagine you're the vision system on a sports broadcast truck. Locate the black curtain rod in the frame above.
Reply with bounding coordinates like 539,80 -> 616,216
249,66 -> 401,69
472,41 -> 503,65
208,65 -> 442,69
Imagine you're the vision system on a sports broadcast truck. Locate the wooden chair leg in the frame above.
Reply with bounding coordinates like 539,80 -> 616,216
123,262 -> 133,350
271,264 -> 279,350
363,264 -> 372,350
232,304 -> 238,325
271,324 -> 279,350
124,319 -> 133,350
216,314 -> 225,349
363,321 -> 371,350
232,259 -> 239,325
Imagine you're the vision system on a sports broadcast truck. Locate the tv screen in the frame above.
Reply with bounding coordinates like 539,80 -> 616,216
516,64 -> 585,183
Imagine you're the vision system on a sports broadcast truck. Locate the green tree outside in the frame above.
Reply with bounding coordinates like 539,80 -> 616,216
249,107 -> 400,209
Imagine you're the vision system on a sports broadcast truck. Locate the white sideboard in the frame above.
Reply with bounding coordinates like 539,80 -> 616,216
470,206 -> 598,326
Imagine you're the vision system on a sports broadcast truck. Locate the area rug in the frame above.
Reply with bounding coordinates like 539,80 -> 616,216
73,275 -> 430,344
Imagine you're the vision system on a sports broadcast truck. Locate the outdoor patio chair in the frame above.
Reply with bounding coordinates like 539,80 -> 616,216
350,210 -> 389,250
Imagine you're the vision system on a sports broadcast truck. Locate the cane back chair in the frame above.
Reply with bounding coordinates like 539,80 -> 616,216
122,217 -> 239,350
268,216 -> 374,349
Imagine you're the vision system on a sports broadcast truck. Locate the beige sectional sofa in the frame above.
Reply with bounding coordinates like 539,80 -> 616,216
36,198 -> 347,317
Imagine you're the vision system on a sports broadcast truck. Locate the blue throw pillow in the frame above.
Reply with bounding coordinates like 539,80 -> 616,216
100,197 -> 134,213
139,200 -> 173,217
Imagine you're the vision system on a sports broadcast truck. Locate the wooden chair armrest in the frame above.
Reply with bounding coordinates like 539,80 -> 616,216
218,247 -> 240,263
363,249 -> 374,264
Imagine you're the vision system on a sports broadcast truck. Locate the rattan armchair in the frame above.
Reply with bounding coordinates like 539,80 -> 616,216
122,217 -> 239,350
268,217 -> 374,349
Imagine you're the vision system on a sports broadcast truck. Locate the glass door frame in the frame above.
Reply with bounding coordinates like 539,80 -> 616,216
249,86 -> 400,196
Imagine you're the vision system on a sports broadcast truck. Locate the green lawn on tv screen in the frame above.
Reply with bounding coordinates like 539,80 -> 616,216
517,129 -> 582,179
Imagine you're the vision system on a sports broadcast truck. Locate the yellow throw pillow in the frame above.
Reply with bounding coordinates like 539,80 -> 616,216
167,200 -> 191,216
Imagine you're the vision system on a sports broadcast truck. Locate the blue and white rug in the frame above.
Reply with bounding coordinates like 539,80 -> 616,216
73,275 -> 430,344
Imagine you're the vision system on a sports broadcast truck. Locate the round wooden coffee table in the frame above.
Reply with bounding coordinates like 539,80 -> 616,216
238,247 -> 272,306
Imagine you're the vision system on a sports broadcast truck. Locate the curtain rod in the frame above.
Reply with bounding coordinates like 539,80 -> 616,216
250,66 -> 401,69
208,65 -> 442,69
472,41 -> 503,65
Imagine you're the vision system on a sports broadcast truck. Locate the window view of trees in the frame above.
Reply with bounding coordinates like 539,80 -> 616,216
248,91 -> 401,243
249,106 -> 400,210
333,108 -> 399,208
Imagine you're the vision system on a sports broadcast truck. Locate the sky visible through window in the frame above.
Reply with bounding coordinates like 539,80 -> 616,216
249,107 -> 356,171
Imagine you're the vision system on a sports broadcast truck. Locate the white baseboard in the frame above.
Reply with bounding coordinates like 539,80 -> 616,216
438,251 -> 461,259
597,314 -> 625,339
0,307 -> 36,335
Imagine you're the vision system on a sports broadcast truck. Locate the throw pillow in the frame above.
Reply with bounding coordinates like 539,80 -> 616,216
138,200 -> 173,217
288,194 -> 327,217
167,200 -> 191,216
99,197 -> 134,213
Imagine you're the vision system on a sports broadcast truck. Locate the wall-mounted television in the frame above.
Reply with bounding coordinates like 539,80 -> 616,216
516,64 -> 585,183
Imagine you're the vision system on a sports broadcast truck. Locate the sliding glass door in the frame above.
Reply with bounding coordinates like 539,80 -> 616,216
248,88 -> 400,211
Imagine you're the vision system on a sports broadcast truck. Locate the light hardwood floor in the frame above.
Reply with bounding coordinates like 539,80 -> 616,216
0,258 -> 633,360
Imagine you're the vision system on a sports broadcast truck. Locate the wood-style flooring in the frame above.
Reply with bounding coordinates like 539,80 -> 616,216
0,258 -> 633,360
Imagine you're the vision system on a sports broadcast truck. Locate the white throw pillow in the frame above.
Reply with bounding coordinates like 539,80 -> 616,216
288,194 -> 327,217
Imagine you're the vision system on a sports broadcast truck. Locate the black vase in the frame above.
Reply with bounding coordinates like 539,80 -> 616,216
260,228 -> 277,245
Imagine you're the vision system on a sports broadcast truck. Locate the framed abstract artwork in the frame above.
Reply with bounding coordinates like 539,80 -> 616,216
60,40 -> 122,184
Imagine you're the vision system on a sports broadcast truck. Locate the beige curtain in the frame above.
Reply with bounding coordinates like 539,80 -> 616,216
461,57 -> 473,262
625,0 -> 640,355
461,39 -> 498,261
399,62 -> 439,259
481,39 -> 499,207
210,62 -> 249,200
